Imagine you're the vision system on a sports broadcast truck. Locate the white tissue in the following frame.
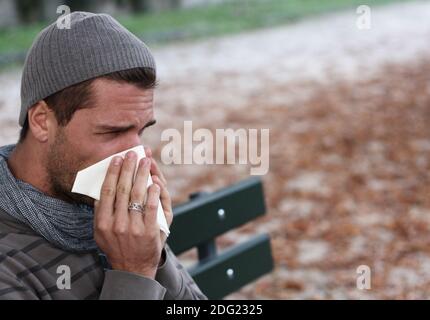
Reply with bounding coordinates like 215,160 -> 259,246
71,145 -> 170,236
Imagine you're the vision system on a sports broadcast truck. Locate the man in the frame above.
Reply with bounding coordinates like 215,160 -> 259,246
0,11 -> 208,300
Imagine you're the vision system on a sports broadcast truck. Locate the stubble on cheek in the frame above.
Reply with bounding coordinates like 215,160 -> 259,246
45,128 -> 94,206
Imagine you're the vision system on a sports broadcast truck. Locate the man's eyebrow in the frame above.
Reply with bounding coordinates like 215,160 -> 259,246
95,119 -> 157,132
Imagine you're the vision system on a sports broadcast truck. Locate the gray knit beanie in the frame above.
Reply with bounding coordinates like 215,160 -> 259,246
19,11 -> 156,127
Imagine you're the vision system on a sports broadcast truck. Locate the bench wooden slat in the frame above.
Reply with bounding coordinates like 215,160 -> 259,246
187,233 -> 273,299
168,177 -> 266,255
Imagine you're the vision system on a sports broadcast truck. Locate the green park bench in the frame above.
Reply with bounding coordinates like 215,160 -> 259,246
167,176 -> 274,299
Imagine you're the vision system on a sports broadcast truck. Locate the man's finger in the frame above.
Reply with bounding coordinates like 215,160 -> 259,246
144,146 -> 152,158
152,175 -> 173,227
143,184 -> 160,227
115,151 -> 137,222
150,158 -> 167,186
129,157 -> 151,225
96,156 -> 122,224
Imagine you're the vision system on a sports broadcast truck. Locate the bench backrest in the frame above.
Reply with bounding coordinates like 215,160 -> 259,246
167,177 -> 274,299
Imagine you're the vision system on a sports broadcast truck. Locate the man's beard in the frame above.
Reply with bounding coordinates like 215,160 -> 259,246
45,128 -> 94,207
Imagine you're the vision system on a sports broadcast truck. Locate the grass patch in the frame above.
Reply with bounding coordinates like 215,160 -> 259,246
0,0 -> 417,64
117,0 -> 417,45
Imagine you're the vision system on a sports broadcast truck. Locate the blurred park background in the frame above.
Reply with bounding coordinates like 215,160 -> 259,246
1,0 -> 430,299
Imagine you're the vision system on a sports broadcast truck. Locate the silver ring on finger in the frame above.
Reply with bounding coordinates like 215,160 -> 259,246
128,202 -> 145,215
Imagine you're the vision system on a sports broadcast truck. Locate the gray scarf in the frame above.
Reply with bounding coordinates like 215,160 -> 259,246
0,144 -> 98,253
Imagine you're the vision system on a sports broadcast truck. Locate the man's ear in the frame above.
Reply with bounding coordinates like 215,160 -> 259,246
27,100 -> 56,143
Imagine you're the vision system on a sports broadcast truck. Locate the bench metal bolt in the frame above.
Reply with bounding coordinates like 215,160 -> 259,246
218,208 -> 226,220
226,268 -> 234,279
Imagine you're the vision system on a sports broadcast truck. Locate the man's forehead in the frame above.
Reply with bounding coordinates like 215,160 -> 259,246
91,108 -> 154,129
92,78 -> 154,105
89,78 -> 155,125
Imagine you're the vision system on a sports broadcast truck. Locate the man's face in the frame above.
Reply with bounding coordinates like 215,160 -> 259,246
45,79 -> 156,206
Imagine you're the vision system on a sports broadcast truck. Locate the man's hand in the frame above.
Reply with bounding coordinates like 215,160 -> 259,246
144,146 -> 173,247
93,149 -> 173,280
